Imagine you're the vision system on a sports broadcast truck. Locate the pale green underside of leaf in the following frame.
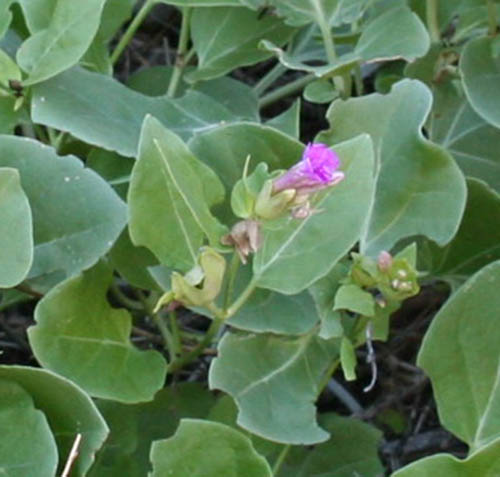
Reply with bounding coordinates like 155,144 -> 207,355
128,115 -> 227,271
17,0 -> 106,85
31,67 -> 239,158
0,135 -> 126,282
418,260 -> 500,451
0,168 -> 33,287
209,332 -> 339,444
317,79 -> 466,256
0,380 -> 58,477
150,419 -> 272,476
0,365 -> 108,477
28,263 -> 167,403
253,134 -> 375,294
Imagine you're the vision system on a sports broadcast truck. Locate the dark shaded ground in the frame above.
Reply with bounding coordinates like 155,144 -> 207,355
0,4 -> 468,475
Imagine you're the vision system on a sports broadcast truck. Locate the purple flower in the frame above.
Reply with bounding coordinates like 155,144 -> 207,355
272,143 -> 344,194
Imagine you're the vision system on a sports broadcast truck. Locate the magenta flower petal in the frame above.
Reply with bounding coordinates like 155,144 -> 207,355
273,143 -> 343,193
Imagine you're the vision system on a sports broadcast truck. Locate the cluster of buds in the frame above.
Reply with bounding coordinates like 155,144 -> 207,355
154,248 -> 226,311
350,249 -> 420,305
225,143 -> 345,262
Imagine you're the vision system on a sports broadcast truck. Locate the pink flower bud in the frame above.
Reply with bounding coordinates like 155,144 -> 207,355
273,143 -> 344,194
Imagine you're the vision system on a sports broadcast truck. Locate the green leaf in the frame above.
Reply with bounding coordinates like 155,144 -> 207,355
0,365 -> 108,476
89,384 -> 215,477
0,135 -> 126,283
157,0 -> 241,5
309,262 -> 349,339
253,134 -> 375,294
31,67 -> 239,157
189,122 -> 304,222
269,0 -> 366,28
429,179 -> 500,282
28,262 -> 167,403
265,99 -> 301,138
186,6 -> 295,82
0,47 -> 21,86
82,0 -> 136,74
318,79 -> 467,256
277,413 -> 384,477
431,81 -> 500,194
17,0 -> 58,33
0,168 -> 33,287
304,79 -> 338,104
354,6 -> 429,62
418,260 -> 500,450
16,0 -> 107,85
0,97 -> 21,134
108,228 -> 161,291
0,380 -> 58,477
392,437 -> 500,477
340,337 -> 357,381
461,37 -> 500,128
334,284 -> 375,316
128,116 -> 227,271
209,332 -> 339,444
228,286 -> 319,334
150,419 -> 272,476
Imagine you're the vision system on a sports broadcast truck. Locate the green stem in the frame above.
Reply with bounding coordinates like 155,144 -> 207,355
110,283 -> 143,311
253,62 -> 287,96
110,0 -> 156,65
223,253 -> 240,312
226,279 -> 257,318
167,7 -> 193,98
487,0 -> 498,35
426,0 -> 441,43
153,312 -> 177,355
169,310 -> 182,358
272,444 -> 291,476
353,63 -> 363,96
168,315 -> 224,372
259,73 -> 316,109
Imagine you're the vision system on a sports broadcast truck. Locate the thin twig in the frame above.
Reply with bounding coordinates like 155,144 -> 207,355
363,322 -> 378,392
61,433 -> 82,477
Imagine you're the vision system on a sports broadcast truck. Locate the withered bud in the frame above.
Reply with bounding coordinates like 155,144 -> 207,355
221,219 -> 261,264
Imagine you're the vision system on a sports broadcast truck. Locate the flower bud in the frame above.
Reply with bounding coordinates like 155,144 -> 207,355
377,251 -> 393,272
171,248 -> 226,307
254,180 -> 296,220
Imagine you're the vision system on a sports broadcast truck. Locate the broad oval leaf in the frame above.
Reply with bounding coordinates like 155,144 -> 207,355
150,419 -> 272,477
461,36 -> 500,129
418,260 -> 500,450
0,380 -> 58,477
209,332 -> 339,444
0,135 -> 127,284
277,414 -> 384,477
253,134 -> 375,294
393,437 -> 500,477
0,365 -> 108,477
186,6 -> 295,82
317,79 -> 467,256
128,115 -> 227,271
17,0 -> 107,85
431,80 -> 500,194
429,179 -> 500,282
0,168 -> 33,287
354,6 -> 429,62
89,384 -> 216,477
31,67 -> 239,157
28,262 -> 167,403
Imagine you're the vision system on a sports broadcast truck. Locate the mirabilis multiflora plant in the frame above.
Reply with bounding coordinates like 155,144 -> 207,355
1,0 -> 500,476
